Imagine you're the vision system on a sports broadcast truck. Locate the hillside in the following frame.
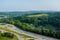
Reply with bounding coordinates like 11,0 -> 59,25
0,12 -> 60,39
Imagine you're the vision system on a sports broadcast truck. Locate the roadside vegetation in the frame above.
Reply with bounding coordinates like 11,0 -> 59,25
0,31 -> 18,40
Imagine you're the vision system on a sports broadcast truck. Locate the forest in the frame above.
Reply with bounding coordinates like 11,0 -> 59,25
0,12 -> 60,39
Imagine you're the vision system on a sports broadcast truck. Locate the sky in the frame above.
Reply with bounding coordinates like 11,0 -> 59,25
0,0 -> 60,12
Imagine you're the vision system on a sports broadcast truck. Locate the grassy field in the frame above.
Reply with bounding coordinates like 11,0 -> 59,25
27,14 -> 48,17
